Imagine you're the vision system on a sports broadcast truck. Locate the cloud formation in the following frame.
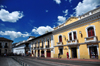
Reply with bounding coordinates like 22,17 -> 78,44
74,0 -> 100,16
0,9 -> 24,22
63,9 -> 68,16
46,10 -> 48,12
57,16 -> 66,25
32,26 -> 54,35
69,0 -> 72,3
0,5 -> 7,8
0,31 -> 30,40
54,0 -> 61,4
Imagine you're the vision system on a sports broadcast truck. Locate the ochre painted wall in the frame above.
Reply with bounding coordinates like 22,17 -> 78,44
53,19 -> 100,59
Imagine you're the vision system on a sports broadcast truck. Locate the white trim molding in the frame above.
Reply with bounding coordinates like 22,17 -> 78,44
67,31 -> 78,45
85,25 -> 97,42
85,25 -> 96,37
58,34 -> 63,42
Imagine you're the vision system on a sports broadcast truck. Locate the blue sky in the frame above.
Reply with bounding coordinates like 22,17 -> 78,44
0,0 -> 100,43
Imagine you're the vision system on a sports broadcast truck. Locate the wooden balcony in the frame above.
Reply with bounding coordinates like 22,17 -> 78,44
57,42 -> 63,46
46,45 -> 50,48
85,36 -> 97,42
67,39 -> 78,45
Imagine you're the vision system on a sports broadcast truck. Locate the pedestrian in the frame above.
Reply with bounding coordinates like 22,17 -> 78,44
67,52 -> 69,59
58,53 -> 60,58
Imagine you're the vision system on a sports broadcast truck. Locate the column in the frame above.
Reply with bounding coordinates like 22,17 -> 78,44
77,46 -> 80,59
68,47 -> 71,58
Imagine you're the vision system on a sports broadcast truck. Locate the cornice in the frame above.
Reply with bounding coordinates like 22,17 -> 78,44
53,11 -> 100,34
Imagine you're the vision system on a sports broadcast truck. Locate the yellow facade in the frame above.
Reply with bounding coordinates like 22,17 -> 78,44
53,9 -> 100,59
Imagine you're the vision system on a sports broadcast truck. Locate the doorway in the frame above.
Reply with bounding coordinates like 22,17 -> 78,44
41,50 -> 44,57
47,50 -> 51,57
89,46 -> 98,59
71,47 -> 77,58
38,50 -> 40,57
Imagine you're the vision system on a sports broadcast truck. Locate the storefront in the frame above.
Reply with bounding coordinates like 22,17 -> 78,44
89,45 -> 98,59
71,47 -> 77,58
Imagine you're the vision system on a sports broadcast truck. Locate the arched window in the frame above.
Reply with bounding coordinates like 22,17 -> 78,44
59,35 -> 62,42
87,27 -> 95,37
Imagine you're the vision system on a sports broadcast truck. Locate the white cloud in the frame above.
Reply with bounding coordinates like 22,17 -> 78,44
0,5 -> 7,8
32,26 -> 54,35
46,10 -> 48,12
63,9 -> 68,16
74,0 -> 100,16
54,0 -> 61,4
0,31 -> 30,40
57,16 -> 66,25
0,9 -> 24,22
69,0 -> 72,3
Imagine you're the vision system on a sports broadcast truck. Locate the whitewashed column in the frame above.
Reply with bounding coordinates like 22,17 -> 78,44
77,46 -> 80,59
68,47 -> 71,58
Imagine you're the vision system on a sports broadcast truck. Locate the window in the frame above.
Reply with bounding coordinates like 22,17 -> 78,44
59,47 -> 63,54
47,40 -> 49,47
42,41 -> 43,48
59,35 -> 62,42
73,32 -> 77,39
68,31 -> 77,40
4,43 -> 8,48
69,33 -> 72,40
88,27 -> 95,37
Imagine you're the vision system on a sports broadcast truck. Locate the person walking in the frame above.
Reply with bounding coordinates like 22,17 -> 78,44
67,52 -> 69,59
58,53 -> 60,58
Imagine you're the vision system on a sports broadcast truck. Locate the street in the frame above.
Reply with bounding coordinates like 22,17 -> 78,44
13,56 -> 100,66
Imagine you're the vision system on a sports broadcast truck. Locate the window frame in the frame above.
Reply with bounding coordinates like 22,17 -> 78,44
68,31 -> 77,41
58,34 -> 63,42
85,25 -> 96,37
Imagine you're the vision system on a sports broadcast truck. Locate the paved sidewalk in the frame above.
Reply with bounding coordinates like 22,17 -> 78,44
0,57 -> 21,66
28,56 -> 100,62
43,57 -> 100,62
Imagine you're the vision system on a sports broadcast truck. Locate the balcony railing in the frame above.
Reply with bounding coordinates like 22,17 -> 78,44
85,36 -> 97,42
46,45 -> 49,48
57,42 -> 63,46
41,46 -> 43,48
67,39 -> 78,45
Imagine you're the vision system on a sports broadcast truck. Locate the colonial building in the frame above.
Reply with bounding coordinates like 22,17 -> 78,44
30,32 -> 54,58
0,37 -> 13,56
52,7 -> 100,59
12,36 -> 35,55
